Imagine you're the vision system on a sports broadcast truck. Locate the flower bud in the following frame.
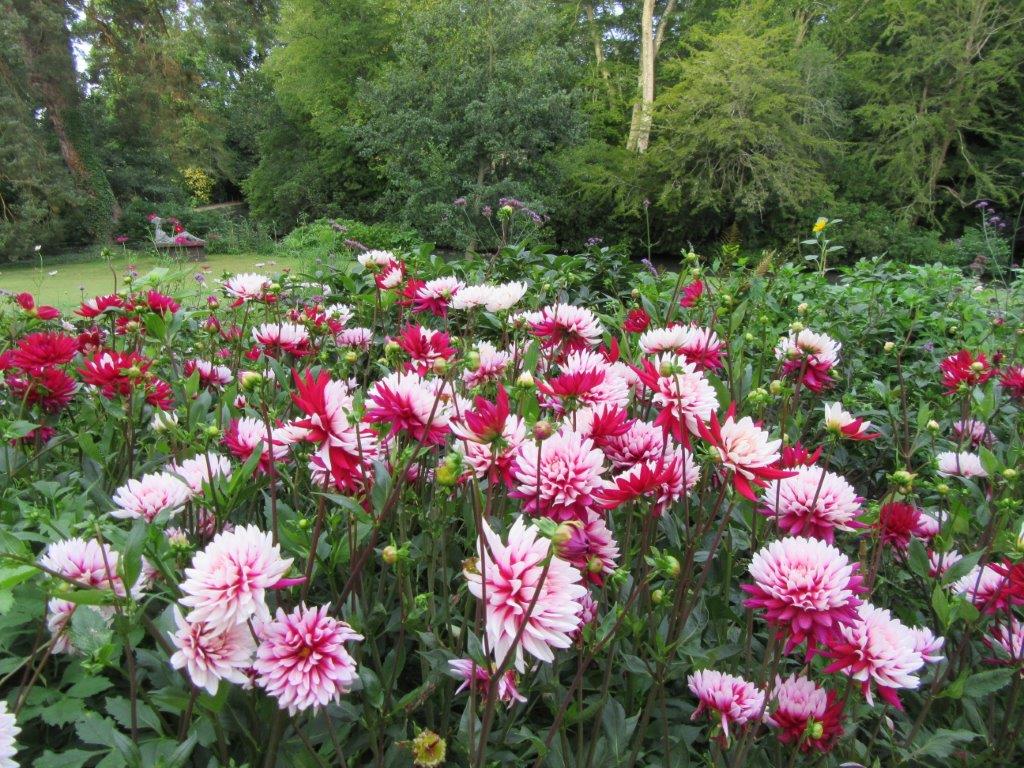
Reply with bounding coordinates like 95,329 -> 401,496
884,341 -> 895,353
789,321 -> 804,333
936,483 -> 950,495
466,351 -> 480,371
1003,468 -> 1018,481
432,357 -> 448,375
385,340 -> 401,356
516,371 -> 535,388
797,302 -> 808,315
769,380 -> 784,395
344,351 -> 358,364
533,420 -> 554,440
970,361 -> 985,373
381,545 -> 400,565
586,556 -> 604,574
204,425 -> 220,439
651,588 -> 665,605
685,251 -> 699,263
807,720 -> 824,740
552,523 -> 575,546
926,420 -> 940,433
239,370 -> 263,390
297,517 -> 311,531
744,333 -> 754,342
661,555 -> 681,579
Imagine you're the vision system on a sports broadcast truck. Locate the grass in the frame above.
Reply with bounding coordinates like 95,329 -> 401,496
0,248 -> 309,308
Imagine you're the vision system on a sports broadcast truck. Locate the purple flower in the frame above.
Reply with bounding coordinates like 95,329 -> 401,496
585,237 -> 603,247
194,273 -> 206,285
453,197 -> 467,207
641,258 -> 659,276
482,206 -> 493,219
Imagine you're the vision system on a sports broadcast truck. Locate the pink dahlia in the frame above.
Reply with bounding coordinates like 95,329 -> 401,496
223,272 -> 272,305
940,349 -> 995,394
910,626 -> 945,664
555,510 -> 620,585
952,564 -> 1011,613
823,402 -> 879,441
952,418 -> 994,447
698,405 -> 793,501
633,355 -> 719,443
875,502 -> 932,551
462,341 -> 511,388
760,465 -> 863,542
9,332 -> 78,371
0,700 -> 19,768
766,674 -> 844,753
448,659 -> 526,707
394,324 -> 455,375
687,669 -> 765,740
223,417 -> 291,474
823,602 -> 924,708
178,525 -> 293,631
77,293 -> 125,318
111,471 -> 191,522
598,447 -> 699,516
167,452 -> 232,494
775,329 -> 841,393
1000,365 -> 1024,400
601,419 -> 666,469
983,617 -> 1024,665
169,606 -> 255,695
928,549 -> 962,578
184,358 -> 233,389
337,327 -> 373,349
364,372 -> 452,445
510,429 -> 606,522
530,304 -> 604,354
742,536 -> 865,656
412,276 -> 464,316
936,451 -> 987,478
255,604 -> 362,714
464,517 -> 586,671
252,322 -> 311,357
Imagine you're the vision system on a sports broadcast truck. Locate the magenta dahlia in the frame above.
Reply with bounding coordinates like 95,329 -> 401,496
687,669 -> 764,740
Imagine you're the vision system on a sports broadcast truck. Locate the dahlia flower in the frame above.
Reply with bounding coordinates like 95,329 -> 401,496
395,325 -> 455,374
111,471 -> 191,522
179,525 -> 293,631
823,402 -> 879,441
1000,365 -> 1024,400
464,517 -> 586,671
364,372 -> 452,445
530,304 -> 604,354
698,406 -> 792,501
79,350 -> 149,398
169,607 -> 256,695
823,602 -> 925,708
77,293 -> 125,318
623,308 -> 651,333
337,327 -> 373,349
875,502 -> 933,551
936,451 -> 987,478
412,276 -> 464,316
743,536 -> 865,656
555,510 -> 620,585
144,290 -> 179,315
910,626 -> 945,664
687,669 -> 765,739
483,281 -> 527,312
639,324 -> 722,370
779,442 -> 822,469
5,367 -> 76,413
357,249 -> 396,270
760,465 -> 863,542
928,549 -> 962,578
952,564 -> 1011,613
766,674 -> 844,753
223,417 -> 291,474
184,358 -> 233,389
679,279 -> 703,308
14,291 -> 59,320
39,538 -> 125,596
223,272 -> 272,305
167,452 -> 232,494
255,603 -> 363,714
9,332 -> 78,371
633,355 -> 718,443
984,617 -> 1024,665
462,341 -> 511,388
448,659 -> 526,706
775,328 -> 841,392
952,418 -> 994,447
940,349 -> 995,394
510,429 -> 606,521
600,419 -> 665,469
599,447 -> 699,516
252,322 -> 311,357
0,700 -> 19,768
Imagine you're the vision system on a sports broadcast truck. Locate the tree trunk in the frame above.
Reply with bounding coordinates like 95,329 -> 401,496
627,0 -> 656,153
585,3 -> 615,102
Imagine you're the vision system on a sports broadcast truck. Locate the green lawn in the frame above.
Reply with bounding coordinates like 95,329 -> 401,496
0,249 -> 308,308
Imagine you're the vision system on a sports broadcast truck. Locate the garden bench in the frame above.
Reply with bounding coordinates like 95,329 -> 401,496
151,215 -> 207,260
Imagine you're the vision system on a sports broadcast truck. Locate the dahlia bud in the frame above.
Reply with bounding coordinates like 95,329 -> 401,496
660,555 -> 681,578
797,302 -> 808,315
948,325 -> 959,334
651,588 -> 665,605
1003,468 -> 1018,481
239,370 -> 263,390
807,720 -> 824,740
204,425 -> 220,439
747,387 -> 769,406
466,350 -> 481,371
384,340 -> 401,356
168,530 -> 190,550
789,321 -> 804,333
516,371 -> 535,388
630,288 -> 640,298
721,293 -> 734,306
381,545 -> 400,565
690,268 -> 701,279
344,351 -> 358,364
125,365 -> 142,379
410,729 -> 446,767
758,314 -> 769,324
970,361 -> 985,373
884,341 -> 895,353
769,379 -> 784,395
435,460 -> 460,487
432,357 -> 448,375
659,359 -> 677,377
462,556 -> 479,575
497,204 -> 514,220
586,556 -> 603,574
268,282 -> 281,293
685,251 -> 699,263
297,517 -> 311,531
552,523 -> 575,546
744,333 -> 754,342
891,469 -> 915,492
926,420 -> 940,433
936,483 -> 950,495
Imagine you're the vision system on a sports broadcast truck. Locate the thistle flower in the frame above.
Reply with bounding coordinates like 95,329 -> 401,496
743,536 -> 865,656
687,669 -> 765,739
464,517 -> 586,671
255,603 -> 363,714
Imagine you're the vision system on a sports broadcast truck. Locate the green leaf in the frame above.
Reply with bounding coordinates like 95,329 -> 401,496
32,749 -> 102,768
909,728 -> 977,759
962,668 -> 1013,698
0,564 -> 37,590
907,538 -> 929,578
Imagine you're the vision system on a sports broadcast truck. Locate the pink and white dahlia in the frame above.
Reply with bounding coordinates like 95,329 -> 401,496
357,249 -> 396,270
928,549 -> 962,578
984,617 -> 1024,665
463,341 -> 512,388
456,414 -> 526,486
775,329 -> 841,392
910,626 -> 945,664
510,429 -> 606,521
698,406 -> 792,501
766,674 -> 843,753
412,276 -> 464,317
39,538 -> 126,596
687,669 -> 765,739
952,419 -> 994,447
168,452 -> 232,494
639,326 -> 691,355
169,606 -> 256,695
936,451 -> 988,478
223,272 -> 272,304
601,420 -> 666,470
448,659 -> 526,707
484,281 -> 528,312
0,700 -> 19,768
760,466 -> 863,543
952,564 -> 1010,612
223,417 -> 291,474
823,402 -> 879,441
184,358 -> 233,389
598,447 -> 699,516
555,510 -> 620,585
743,536 -> 865,656
364,372 -> 452,445
876,502 -> 933,551
111,471 -> 191,522
337,327 -> 373,349
823,602 -> 925,708
394,325 -> 455,374
255,603 -> 363,714
179,525 -> 293,631
375,261 -> 404,290
633,356 -> 719,443
252,322 -> 311,357
465,517 -> 586,671
530,304 -> 604,354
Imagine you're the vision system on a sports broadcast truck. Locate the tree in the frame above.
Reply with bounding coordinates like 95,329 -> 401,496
356,0 -> 585,243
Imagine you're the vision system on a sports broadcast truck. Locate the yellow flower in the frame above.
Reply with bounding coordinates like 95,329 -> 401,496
411,729 -> 446,767
812,217 -> 828,234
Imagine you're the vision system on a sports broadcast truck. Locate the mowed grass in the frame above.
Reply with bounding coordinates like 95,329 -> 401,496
0,249 -> 308,308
